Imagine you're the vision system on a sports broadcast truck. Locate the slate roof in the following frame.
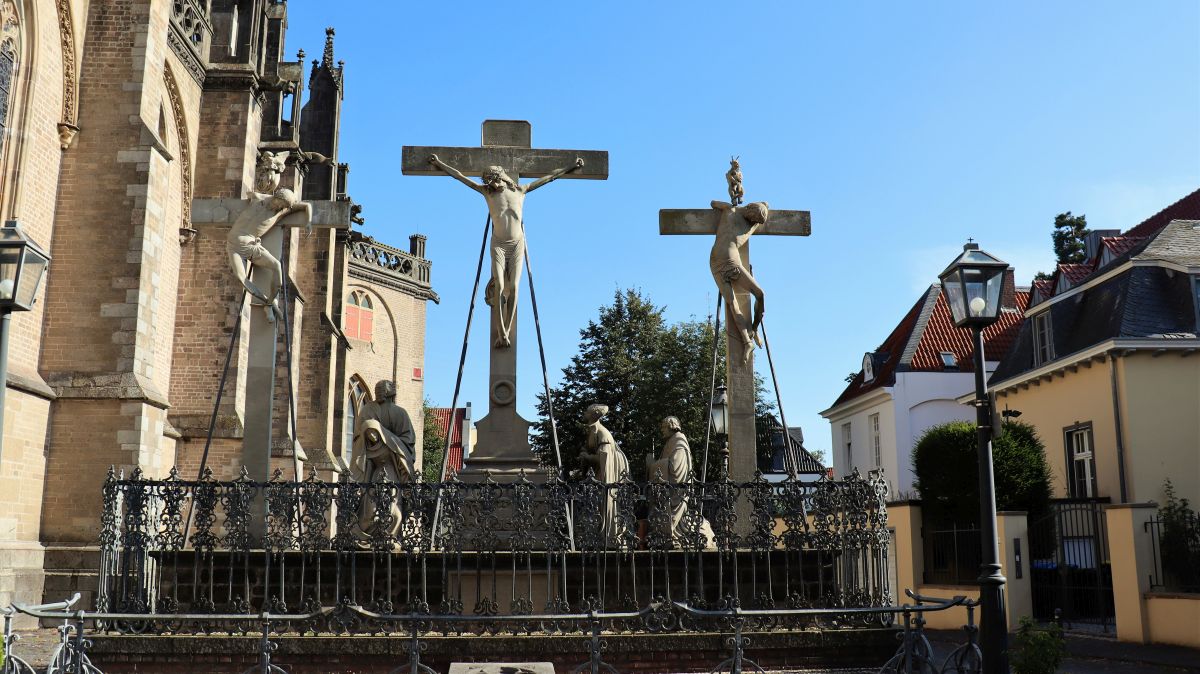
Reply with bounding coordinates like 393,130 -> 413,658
830,272 -> 1028,409
756,415 -> 826,474
991,210 -> 1200,387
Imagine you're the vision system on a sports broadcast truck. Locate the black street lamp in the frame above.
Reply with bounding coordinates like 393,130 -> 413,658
939,241 -> 1009,674
709,384 -> 730,476
0,220 -> 51,459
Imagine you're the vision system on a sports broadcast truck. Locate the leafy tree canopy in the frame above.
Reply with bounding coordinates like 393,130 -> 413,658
421,398 -> 447,483
531,288 -> 776,481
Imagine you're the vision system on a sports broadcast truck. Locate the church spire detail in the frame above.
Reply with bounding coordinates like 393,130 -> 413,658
321,27 -> 336,69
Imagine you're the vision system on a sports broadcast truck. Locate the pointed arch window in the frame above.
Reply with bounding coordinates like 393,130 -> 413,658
344,290 -> 374,341
344,378 -> 369,465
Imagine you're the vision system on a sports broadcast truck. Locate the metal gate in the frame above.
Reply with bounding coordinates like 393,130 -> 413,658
1028,499 -> 1114,629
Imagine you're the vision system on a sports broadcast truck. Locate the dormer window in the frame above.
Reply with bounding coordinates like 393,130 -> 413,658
940,351 -> 958,369
862,353 -> 875,383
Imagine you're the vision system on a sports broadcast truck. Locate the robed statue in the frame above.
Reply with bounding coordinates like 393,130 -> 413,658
351,380 -> 417,543
645,416 -> 714,549
577,403 -> 630,546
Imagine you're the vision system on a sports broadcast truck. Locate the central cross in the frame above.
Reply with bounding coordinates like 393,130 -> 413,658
658,164 -> 810,486
402,121 -> 609,475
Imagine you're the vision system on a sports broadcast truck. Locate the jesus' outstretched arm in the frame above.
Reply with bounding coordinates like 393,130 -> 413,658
523,157 -> 584,193
428,154 -> 483,192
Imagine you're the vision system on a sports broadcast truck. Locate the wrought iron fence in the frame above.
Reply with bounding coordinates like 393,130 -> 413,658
5,590 -> 984,674
1028,499 -> 1114,628
96,465 -> 894,628
1145,516 -> 1200,594
922,524 -> 982,586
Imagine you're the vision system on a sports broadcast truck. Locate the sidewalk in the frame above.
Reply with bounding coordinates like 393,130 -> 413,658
926,629 -> 1200,673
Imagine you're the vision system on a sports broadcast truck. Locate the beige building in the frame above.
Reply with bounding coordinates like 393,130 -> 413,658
0,1 -> 435,613
989,190 -> 1200,505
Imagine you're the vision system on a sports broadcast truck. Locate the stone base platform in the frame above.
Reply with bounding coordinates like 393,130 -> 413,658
86,629 -> 900,673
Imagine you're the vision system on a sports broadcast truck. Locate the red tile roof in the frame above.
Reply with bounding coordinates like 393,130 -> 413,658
1057,263 -> 1092,287
427,407 -> 466,474
829,274 -> 1029,409
1124,188 -> 1200,240
1032,278 -> 1053,299
829,289 -> 931,407
1101,236 -> 1146,259
911,289 -> 1030,371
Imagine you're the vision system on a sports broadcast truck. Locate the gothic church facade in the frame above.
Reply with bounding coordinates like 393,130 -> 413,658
0,0 -> 434,612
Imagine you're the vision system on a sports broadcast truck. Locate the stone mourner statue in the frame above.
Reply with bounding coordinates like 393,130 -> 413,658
577,403 -> 630,546
351,380 -> 417,544
646,416 -> 714,549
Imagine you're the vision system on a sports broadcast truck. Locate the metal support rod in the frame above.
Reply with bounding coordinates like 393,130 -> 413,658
523,239 -> 576,549
183,290 -> 248,543
280,256 -> 302,483
759,320 -> 797,476
700,295 -> 722,483
430,214 -> 491,540
972,326 -> 1008,674
523,241 -> 562,471
0,312 -> 9,465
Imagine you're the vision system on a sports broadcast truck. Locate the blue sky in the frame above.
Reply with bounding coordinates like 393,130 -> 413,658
285,1 -> 1200,458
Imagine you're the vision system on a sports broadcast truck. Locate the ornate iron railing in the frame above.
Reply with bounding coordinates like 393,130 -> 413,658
96,466 -> 893,626
5,591 -> 983,674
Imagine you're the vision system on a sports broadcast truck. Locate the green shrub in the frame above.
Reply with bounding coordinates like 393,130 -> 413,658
911,420 -> 1053,527
1158,479 -> 1200,591
1010,616 -> 1065,674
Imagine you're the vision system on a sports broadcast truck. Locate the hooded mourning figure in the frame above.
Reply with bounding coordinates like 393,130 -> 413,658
352,380 -> 417,543
646,416 -> 714,549
578,403 -> 631,546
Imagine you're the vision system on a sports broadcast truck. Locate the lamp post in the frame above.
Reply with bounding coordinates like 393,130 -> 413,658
709,384 -> 730,477
939,241 -> 1009,674
0,220 -> 51,461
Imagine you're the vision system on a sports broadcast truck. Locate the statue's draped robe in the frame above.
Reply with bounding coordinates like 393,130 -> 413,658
647,431 -> 715,549
580,421 -> 630,546
352,402 -> 417,542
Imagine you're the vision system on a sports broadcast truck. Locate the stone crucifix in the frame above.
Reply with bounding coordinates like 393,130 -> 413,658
191,153 -> 352,486
658,162 -> 810,485
402,120 -> 608,475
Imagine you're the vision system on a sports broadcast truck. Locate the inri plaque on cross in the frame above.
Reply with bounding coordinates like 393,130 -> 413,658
402,120 -> 609,476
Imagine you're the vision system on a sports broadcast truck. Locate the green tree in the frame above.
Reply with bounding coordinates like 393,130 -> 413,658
421,398 -> 447,483
911,420 -> 1052,527
531,289 -> 776,481
1034,211 -> 1090,281
1052,211 -> 1089,264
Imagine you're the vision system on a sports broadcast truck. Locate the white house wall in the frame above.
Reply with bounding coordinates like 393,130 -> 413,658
823,363 -> 998,498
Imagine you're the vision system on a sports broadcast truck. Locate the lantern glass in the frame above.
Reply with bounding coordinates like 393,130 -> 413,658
939,242 -> 1008,328
15,246 -> 49,308
0,247 -> 19,302
710,385 -> 729,436
942,268 -> 966,323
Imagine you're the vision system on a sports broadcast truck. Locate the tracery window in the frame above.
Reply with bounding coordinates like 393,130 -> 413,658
344,290 -> 374,341
344,378 -> 369,465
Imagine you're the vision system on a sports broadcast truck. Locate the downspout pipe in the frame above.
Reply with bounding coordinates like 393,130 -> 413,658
1109,352 -> 1129,503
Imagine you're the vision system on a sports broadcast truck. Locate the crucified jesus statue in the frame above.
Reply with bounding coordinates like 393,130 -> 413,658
429,153 -> 584,348
709,200 -> 769,364
226,188 -> 312,322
